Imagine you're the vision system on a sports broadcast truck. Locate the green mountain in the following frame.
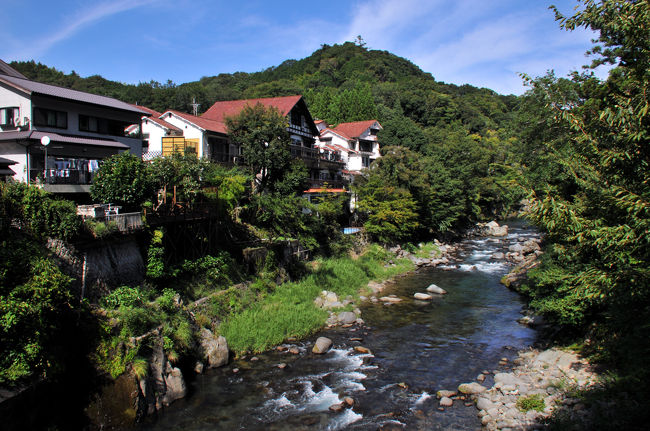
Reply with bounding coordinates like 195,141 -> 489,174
10,42 -> 517,136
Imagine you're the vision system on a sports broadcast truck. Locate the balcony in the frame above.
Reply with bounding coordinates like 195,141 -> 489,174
30,168 -> 96,185
307,179 -> 346,190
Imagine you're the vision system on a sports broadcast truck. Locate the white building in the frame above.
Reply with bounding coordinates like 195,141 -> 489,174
0,59 -> 147,193
316,120 -> 382,175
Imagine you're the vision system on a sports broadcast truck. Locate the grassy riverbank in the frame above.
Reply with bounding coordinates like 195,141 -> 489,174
220,244 -> 414,355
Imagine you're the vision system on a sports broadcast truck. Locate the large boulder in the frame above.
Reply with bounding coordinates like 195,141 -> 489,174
137,338 -> 187,416
199,328 -> 229,368
482,221 -> 509,237
312,337 -> 333,354
337,311 -> 357,325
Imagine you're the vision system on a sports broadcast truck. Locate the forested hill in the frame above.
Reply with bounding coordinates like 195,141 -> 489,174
10,42 -> 518,140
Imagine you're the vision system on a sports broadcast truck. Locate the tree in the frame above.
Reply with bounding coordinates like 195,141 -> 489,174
521,0 -> 649,368
90,152 -> 155,210
225,103 -> 292,193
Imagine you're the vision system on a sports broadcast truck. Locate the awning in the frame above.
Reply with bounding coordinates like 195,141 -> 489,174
0,130 -> 129,149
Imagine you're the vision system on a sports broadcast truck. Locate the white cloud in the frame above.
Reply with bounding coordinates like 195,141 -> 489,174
10,0 -> 161,59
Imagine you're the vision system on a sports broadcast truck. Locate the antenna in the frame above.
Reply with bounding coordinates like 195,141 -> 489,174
191,98 -> 200,116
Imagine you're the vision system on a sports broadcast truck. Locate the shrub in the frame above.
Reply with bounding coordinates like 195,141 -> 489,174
516,394 -> 545,412
103,286 -> 144,309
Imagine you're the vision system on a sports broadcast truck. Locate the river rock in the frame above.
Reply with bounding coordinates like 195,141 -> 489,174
426,284 -> 447,294
338,311 -> 357,325
199,328 -> 229,368
479,221 -> 508,237
354,346 -> 372,354
380,296 -> 402,303
437,390 -> 457,398
508,243 -> 524,253
476,396 -> 495,411
458,382 -> 487,394
414,292 -> 433,300
329,402 -> 344,412
137,339 -> 187,416
312,337 -> 333,354
439,396 -> 453,407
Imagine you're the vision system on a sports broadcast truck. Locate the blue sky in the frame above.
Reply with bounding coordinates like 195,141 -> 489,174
0,0 -> 607,95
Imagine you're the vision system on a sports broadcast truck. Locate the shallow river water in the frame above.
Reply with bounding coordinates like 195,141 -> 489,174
138,221 -> 538,430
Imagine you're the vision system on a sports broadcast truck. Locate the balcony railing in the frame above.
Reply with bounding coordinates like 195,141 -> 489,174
30,169 -> 95,185
290,144 -> 318,160
308,179 -> 346,189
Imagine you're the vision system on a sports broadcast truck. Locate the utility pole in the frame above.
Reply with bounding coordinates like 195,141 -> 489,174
191,98 -> 200,116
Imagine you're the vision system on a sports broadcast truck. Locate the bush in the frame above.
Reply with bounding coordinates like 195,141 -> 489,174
103,286 -> 145,309
516,394 -> 545,412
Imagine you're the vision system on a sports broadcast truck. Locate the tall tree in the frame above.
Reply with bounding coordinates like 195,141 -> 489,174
522,0 -> 649,366
225,103 -> 292,193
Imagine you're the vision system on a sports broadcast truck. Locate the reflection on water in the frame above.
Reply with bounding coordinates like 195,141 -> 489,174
137,221 -> 537,430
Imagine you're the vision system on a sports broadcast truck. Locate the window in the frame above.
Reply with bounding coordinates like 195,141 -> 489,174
362,156 -> 370,168
0,107 -> 19,127
79,114 -> 131,137
79,114 -> 99,132
34,107 -> 67,129
369,128 -> 379,136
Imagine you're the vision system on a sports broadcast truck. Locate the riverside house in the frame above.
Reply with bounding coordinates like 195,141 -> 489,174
200,95 -> 346,191
316,120 -> 382,179
0,59 -> 148,194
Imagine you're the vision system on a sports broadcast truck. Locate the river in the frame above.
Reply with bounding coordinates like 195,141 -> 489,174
137,221 -> 538,430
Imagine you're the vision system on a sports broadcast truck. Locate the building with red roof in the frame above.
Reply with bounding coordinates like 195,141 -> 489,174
202,95 -> 345,190
316,120 -> 382,176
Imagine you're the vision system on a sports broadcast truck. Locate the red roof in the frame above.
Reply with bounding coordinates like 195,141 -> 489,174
201,95 -> 303,123
162,110 -> 228,134
145,116 -> 183,134
133,105 -> 162,117
331,120 -> 381,139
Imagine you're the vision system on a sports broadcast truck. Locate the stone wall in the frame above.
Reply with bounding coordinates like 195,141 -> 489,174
48,236 -> 145,301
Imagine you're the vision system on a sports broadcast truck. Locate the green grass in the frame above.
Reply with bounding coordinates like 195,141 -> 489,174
517,394 -> 546,412
220,246 -> 414,354
413,242 -> 441,258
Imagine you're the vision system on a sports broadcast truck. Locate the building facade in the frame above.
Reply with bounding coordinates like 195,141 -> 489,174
0,60 -> 147,193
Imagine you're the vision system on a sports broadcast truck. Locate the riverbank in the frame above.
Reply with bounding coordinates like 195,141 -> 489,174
468,347 -> 600,430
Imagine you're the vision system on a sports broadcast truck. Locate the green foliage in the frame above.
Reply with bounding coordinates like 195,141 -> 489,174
519,0 -> 650,377
146,229 -> 165,280
84,219 -> 118,238
225,103 -> 292,193
102,286 -> 145,309
0,182 -> 82,241
0,237 -> 73,385
220,247 -> 414,354
358,185 -> 419,244
150,153 -> 220,204
90,152 -> 155,210
516,394 -> 545,412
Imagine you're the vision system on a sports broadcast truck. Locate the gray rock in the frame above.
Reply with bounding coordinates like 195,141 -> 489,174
338,311 -> 357,324
439,396 -> 453,407
379,296 -> 402,303
199,328 -> 229,368
509,243 -> 524,253
492,252 -> 505,260
426,284 -> 447,294
494,373 -> 520,386
312,336 -> 333,354
437,390 -> 457,398
458,382 -> 487,394
477,397 -> 495,411
414,292 -> 433,300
